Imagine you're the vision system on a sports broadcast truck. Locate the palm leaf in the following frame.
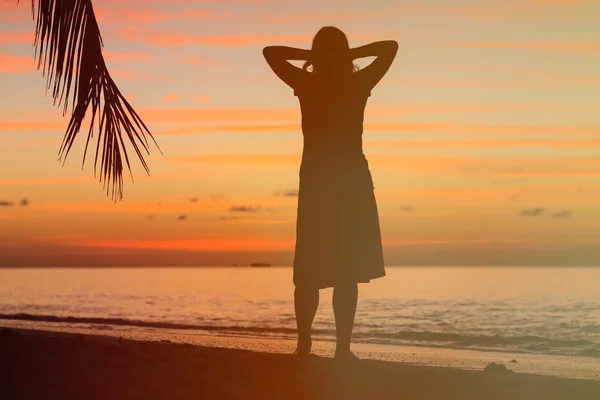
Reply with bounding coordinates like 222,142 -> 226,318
18,0 -> 160,201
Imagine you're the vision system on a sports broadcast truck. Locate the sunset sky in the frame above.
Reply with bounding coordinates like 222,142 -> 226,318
1,0 -> 599,266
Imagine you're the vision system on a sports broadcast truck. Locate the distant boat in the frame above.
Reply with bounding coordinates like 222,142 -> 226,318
250,262 -> 271,267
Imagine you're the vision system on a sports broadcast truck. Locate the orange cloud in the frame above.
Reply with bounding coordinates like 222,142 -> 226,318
383,239 -> 478,245
365,139 -> 600,149
21,139 -> 63,147
390,77 -> 600,88
0,6 -> 30,22
0,32 -> 34,44
179,56 -> 210,67
0,172 -> 211,187
155,124 -> 298,135
0,177 -> 94,186
139,107 -> 298,124
109,69 -> 157,81
439,66 -> 600,88
104,51 -> 154,62
66,236 -> 583,254
141,104 -> 600,130
99,0 -> 288,3
232,218 -> 294,225
95,7 -> 220,23
455,42 -> 600,51
399,1 -> 596,22
36,201 -> 227,213
120,27 -> 312,47
161,94 -> 180,102
155,121 -> 600,136
378,182 -> 596,205
0,53 -> 36,73
255,10 -> 384,23
175,153 -> 301,166
5,103 -> 596,130
0,121 -> 63,131
365,123 -> 600,136
172,153 -> 600,177
378,154 -> 600,177
369,103 -> 600,117
70,237 -> 296,251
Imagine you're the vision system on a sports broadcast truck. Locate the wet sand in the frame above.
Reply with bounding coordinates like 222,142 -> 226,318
1,327 -> 599,400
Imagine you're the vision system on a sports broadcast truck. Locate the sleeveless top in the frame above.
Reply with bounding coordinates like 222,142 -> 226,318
293,77 -> 372,184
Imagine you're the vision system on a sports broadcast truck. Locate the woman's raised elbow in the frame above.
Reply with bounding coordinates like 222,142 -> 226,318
263,46 -> 276,59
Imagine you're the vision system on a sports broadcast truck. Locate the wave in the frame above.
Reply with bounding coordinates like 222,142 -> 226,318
351,331 -> 600,357
0,313 -> 300,336
2,313 -> 599,358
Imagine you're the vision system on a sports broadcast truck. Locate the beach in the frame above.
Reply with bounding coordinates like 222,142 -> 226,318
2,327 -> 600,400
2,267 -> 600,398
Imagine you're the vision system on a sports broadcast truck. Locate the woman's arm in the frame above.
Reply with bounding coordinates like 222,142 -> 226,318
263,46 -> 312,89
350,40 -> 398,60
351,40 -> 398,90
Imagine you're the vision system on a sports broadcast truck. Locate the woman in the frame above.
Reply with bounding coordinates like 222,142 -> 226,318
263,27 -> 398,361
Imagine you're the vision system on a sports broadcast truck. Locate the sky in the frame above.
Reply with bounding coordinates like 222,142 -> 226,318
1,0 -> 599,266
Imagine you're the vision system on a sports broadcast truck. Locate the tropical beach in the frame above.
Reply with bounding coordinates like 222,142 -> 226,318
2,327 -> 600,400
2,0 -> 600,398
1,267 -> 600,399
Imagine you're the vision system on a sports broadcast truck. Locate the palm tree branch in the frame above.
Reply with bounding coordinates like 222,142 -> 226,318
17,0 -> 161,201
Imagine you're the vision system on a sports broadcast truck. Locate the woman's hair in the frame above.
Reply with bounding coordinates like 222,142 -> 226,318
303,26 -> 359,75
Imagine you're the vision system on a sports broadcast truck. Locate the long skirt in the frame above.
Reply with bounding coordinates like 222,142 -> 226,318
292,156 -> 386,289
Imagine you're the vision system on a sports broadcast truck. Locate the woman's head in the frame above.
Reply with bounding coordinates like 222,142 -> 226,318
304,26 -> 357,76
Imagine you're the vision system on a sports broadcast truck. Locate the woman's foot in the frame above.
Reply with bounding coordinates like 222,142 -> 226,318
334,350 -> 360,363
293,338 -> 312,356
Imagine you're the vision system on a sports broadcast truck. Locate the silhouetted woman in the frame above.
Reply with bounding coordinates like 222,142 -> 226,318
263,27 -> 398,361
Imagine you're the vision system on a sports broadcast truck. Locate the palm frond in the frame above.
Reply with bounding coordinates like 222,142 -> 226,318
19,0 -> 160,201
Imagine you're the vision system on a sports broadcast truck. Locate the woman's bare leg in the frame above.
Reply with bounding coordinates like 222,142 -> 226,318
294,286 -> 319,354
333,283 -> 358,358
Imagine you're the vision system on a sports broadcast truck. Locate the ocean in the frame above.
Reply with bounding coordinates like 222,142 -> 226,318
1,266 -> 599,359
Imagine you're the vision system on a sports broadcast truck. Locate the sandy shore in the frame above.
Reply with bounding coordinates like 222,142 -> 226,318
1,328 -> 600,400
2,318 -> 599,380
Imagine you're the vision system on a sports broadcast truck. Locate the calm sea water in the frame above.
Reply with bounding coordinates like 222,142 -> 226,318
1,267 -> 599,358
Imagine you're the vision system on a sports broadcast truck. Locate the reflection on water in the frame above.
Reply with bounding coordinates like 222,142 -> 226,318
1,267 -> 599,357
